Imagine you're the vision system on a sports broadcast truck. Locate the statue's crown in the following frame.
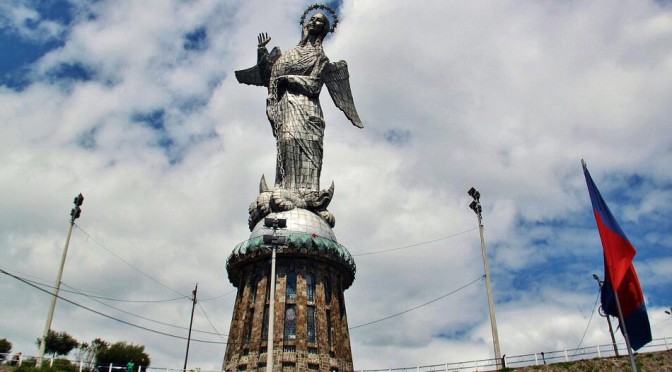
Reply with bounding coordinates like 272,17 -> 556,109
300,4 -> 339,33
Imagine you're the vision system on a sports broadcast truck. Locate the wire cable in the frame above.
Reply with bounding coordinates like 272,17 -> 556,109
571,286 -> 601,358
199,289 -> 236,302
75,224 -> 235,302
352,227 -> 478,257
9,273 -> 188,304
349,275 -> 485,330
1,268 -> 226,344
75,224 -> 187,297
197,302 -> 227,341
59,281 -> 226,336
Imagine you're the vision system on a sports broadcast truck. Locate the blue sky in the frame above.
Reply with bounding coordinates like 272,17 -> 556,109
1,0 -> 672,370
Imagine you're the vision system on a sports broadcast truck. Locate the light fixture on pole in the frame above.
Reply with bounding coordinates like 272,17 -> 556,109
263,217 -> 286,372
37,193 -> 84,367
468,187 -> 502,369
593,274 -> 619,356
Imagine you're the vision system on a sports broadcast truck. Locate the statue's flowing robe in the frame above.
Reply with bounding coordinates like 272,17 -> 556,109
261,43 -> 329,192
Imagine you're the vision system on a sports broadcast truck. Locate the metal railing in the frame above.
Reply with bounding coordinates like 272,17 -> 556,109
1,336 -> 669,372
354,336 -> 671,372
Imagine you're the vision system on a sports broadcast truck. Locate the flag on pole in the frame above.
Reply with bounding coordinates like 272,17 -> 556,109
582,161 -> 651,350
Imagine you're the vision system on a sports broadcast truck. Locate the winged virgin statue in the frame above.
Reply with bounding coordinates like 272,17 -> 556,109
236,5 -> 363,229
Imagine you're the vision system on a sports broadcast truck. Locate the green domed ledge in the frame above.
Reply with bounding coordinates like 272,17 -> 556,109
227,232 -> 356,289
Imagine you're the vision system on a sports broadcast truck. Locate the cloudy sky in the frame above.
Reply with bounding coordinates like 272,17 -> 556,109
2,0 -> 672,370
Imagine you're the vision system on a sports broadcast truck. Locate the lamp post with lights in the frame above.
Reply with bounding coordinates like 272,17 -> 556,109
262,217 -> 286,372
468,187 -> 502,369
37,193 -> 84,367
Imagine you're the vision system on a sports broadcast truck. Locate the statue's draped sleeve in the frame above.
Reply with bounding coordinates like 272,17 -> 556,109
283,76 -> 322,97
235,46 -> 281,87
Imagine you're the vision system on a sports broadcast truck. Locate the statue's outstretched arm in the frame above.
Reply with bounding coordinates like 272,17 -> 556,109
234,33 -> 281,87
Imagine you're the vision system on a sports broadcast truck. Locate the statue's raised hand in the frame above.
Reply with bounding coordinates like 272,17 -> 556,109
257,33 -> 271,48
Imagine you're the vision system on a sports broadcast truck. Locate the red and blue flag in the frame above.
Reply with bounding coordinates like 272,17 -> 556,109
582,162 -> 651,351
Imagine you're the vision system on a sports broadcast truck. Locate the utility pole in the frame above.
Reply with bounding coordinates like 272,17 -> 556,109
263,217 -> 286,372
468,187 -> 502,369
184,284 -> 198,372
37,193 -> 84,367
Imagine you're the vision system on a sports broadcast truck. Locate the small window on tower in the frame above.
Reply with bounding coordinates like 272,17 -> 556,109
307,306 -> 317,343
250,275 -> 258,303
284,304 -> 297,341
286,271 -> 297,301
244,308 -> 254,344
262,305 -> 269,340
306,273 -> 315,302
324,277 -> 332,304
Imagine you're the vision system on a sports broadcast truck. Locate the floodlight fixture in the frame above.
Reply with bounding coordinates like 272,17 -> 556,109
73,193 -> 84,206
469,201 -> 482,215
468,187 -> 480,202
264,217 -> 287,229
263,235 -> 287,245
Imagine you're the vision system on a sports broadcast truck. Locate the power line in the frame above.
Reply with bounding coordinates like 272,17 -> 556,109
352,227 -> 478,257
572,286 -> 601,357
75,224 -> 187,297
1,268 -> 227,345
3,270 -> 188,303
59,281 -> 226,337
349,275 -> 485,330
199,289 -> 236,302
75,225 -> 236,301
0,267 -> 228,336
198,302 -> 227,341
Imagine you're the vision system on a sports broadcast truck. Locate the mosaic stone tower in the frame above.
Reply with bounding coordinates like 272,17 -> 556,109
224,210 -> 356,371
224,4 -> 362,372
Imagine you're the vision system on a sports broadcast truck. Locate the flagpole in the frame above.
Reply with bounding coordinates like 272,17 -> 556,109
582,159 -> 652,366
611,284 -> 638,371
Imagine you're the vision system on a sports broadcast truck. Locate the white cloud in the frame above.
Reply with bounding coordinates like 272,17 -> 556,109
1,0 -> 671,370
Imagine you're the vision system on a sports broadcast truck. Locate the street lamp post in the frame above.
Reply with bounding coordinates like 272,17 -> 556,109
37,193 -> 84,367
593,274 -> 619,356
468,187 -> 502,369
263,217 -> 286,372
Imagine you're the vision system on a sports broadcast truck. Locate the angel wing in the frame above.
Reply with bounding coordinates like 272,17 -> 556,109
323,60 -> 363,128
235,47 -> 282,87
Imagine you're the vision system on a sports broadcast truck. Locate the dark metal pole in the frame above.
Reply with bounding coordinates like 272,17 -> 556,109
611,282 -> 638,371
593,274 -> 619,356
183,284 -> 198,371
